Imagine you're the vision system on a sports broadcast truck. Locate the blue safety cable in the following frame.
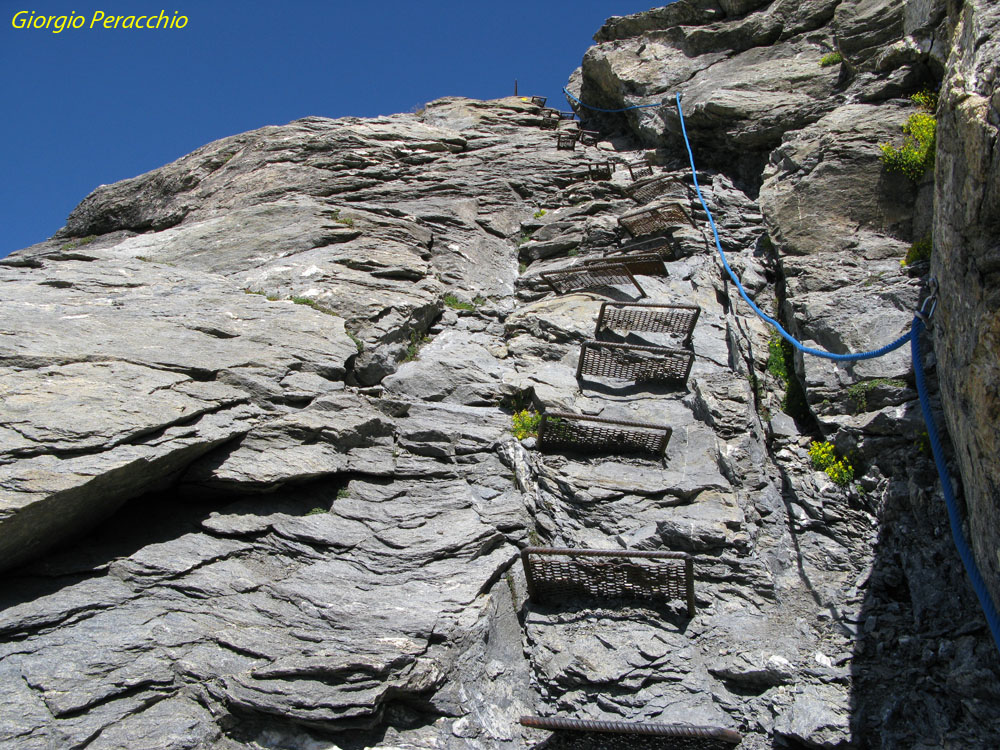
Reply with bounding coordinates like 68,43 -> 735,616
912,318 -> 1000,652
563,88 -> 664,113
568,85 -> 1000,652
672,93 -> 911,361
671,88 -> 1000,654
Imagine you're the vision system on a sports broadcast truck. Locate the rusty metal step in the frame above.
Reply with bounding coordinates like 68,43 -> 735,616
520,547 -> 694,615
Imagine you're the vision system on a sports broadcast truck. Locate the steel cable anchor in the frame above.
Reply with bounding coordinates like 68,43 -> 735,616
915,276 -> 938,328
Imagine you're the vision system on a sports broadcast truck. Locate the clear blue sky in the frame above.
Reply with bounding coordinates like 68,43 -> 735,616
1,1 -> 662,256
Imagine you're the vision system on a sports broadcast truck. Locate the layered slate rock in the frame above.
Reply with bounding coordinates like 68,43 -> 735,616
0,254 -> 363,569
2,2 -> 1000,748
0,399 -> 532,748
0,97 -> 576,572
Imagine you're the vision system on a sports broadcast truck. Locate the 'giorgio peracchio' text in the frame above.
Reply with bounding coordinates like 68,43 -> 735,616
11,10 -> 188,32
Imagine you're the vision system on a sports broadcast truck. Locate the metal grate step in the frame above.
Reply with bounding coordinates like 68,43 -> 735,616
576,340 -> 694,386
557,131 -> 579,150
538,410 -> 671,457
627,161 -> 654,181
539,263 -> 646,298
595,302 -> 700,344
583,253 -> 667,278
618,203 -> 690,238
625,175 -> 687,205
585,161 -> 613,181
520,547 -> 694,615
609,234 -> 676,260
540,109 -> 562,129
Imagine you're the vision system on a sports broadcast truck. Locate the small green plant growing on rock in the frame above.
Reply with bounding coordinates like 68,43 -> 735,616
809,441 -> 836,469
846,378 -> 907,412
511,410 -> 542,440
444,293 -> 475,311
567,248 -> 579,257
879,112 -> 936,181
346,331 -> 364,353
762,332 -> 809,419
766,334 -> 788,384
826,459 -> 855,486
329,208 -> 356,227
245,288 -> 281,301
403,329 -> 430,362
863,270 -> 886,287
518,230 -> 535,246
901,234 -> 932,266
61,235 -> 97,251
306,507 -> 327,515
910,89 -> 938,111
819,52 -> 842,67
808,440 -> 855,486
291,296 -> 336,315
518,262 -> 528,274
533,209 -> 547,219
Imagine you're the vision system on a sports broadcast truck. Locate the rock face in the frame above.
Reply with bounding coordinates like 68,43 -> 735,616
932,0 -> 1000,614
1,2 -> 999,749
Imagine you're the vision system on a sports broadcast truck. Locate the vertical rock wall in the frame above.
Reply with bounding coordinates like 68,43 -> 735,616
933,0 -> 1000,608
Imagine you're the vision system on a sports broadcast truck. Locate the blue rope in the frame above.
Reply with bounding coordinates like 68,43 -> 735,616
563,88 -> 664,113
912,318 -> 1000,653
675,90 -> 1000,652
674,93 -> 910,362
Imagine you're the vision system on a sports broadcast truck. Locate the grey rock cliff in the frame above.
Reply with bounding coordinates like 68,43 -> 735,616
1,2 -> 999,749
933,0 -> 1000,615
